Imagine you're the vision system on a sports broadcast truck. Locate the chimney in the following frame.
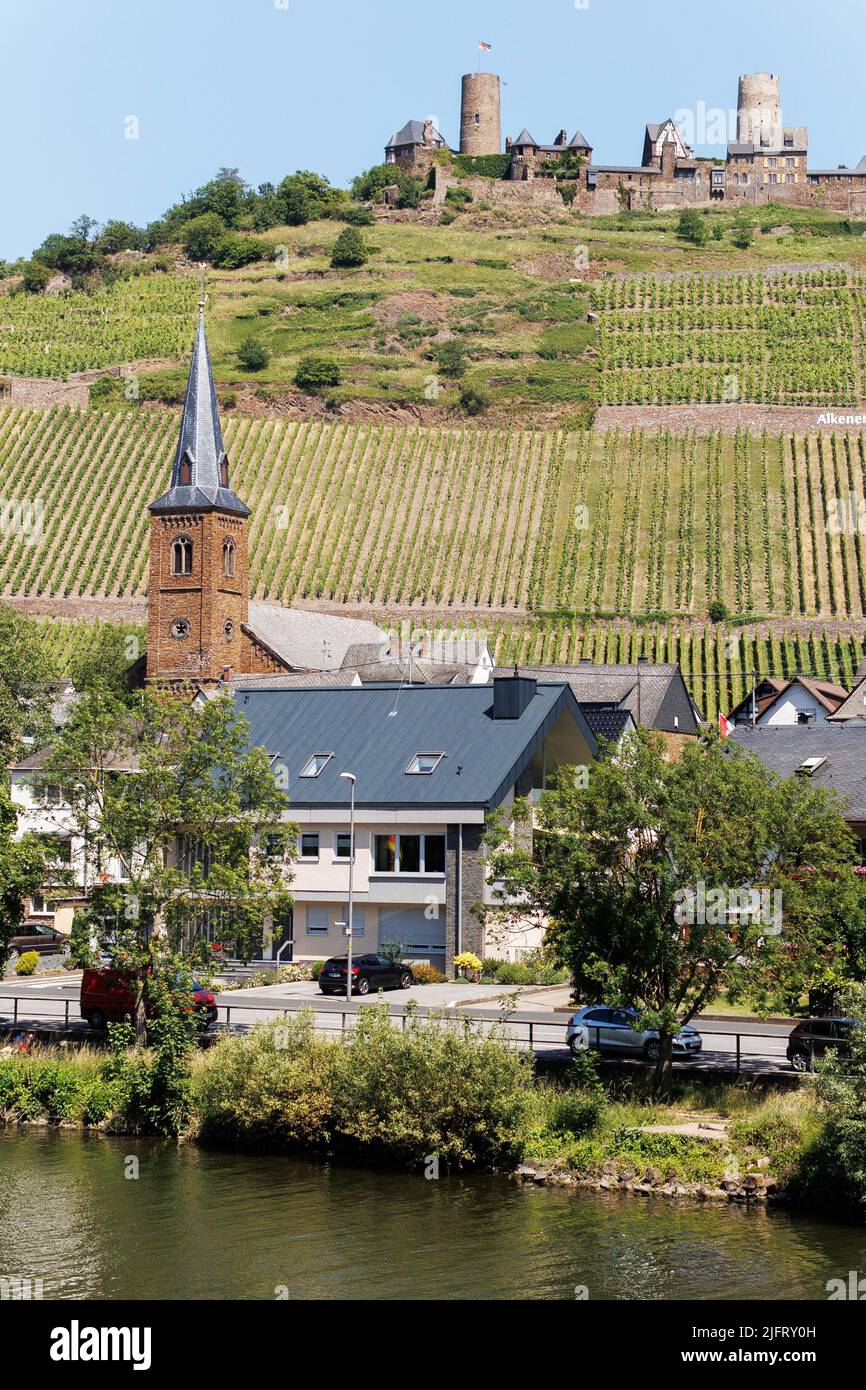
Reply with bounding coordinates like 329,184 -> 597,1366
493,673 -> 537,720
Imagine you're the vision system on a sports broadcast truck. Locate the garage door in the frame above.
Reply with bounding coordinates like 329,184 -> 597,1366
378,906 -> 445,965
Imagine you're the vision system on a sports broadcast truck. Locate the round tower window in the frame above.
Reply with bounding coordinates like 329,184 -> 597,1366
224,619 -> 235,641
170,618 -> 190,640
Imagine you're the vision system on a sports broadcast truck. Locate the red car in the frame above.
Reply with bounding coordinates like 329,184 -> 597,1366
80,968 -> 217,1031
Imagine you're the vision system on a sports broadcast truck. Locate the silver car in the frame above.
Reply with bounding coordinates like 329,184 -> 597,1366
566,1005 -> 703,1062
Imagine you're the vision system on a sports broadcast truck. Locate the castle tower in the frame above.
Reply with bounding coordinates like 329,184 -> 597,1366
459,72 -> 501,155
737,72 -> 782,147
146,301 -> 251,684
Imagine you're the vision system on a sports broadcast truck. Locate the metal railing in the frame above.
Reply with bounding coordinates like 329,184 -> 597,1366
0,990 -> 844,1075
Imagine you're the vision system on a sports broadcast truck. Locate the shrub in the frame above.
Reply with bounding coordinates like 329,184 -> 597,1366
439,209 -> 457,226
15,951 -> 39,976
335,205 -> 375,226
19,261 -> 53,293
445,187 -> 473,210
410,962 -> 447,985
548,1088 -> 605,1138
330,227 -> 367,269
350,164 -> 421,209
458,383 -> 490,416
236,337 -> 270,372
451,153 -> 512,180
181,213 -> 226,261
677,209 -> 709,246
707,599 -> 729,623
454,951 -> 482,976
294,354 -> 342,390
211,235 -> 267,269
435,340 -> 466,378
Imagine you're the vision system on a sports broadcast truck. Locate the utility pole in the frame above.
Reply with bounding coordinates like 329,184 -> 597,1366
339,772 -> 356,1003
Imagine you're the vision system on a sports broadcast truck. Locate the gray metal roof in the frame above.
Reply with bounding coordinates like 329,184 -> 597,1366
513,129 -> 538,147
728,142 -> 756,155
149,307 -> 249,519
232,681 -> 597,810
730,725 -> 866,822
570,130 -> 591,149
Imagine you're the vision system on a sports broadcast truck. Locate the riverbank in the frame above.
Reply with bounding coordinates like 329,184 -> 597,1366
0,1006 -> 856,1217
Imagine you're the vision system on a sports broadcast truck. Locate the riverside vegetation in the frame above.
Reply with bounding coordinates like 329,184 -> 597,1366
3,998 -> 866,1218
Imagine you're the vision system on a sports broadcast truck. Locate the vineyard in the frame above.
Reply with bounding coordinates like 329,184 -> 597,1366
596,268 -> 866,406
29,613 -> 866,723
3,408 -> 866,620
0,275 -> 198,378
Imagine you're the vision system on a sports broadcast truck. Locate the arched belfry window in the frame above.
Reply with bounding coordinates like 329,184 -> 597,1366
172,535 -> 193,576
219,458 -> 229,488
178,455 -> 192,486
222,537 -> 235,577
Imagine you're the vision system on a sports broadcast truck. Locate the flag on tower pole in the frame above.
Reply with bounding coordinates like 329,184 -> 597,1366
718,712 -> 731,738
478,41 -> 492,50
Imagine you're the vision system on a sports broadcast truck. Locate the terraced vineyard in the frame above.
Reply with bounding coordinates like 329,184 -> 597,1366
597,268 -> 866,406
29,613 -> 865,723
3,407 -> 866,620
0,275 -> 198,378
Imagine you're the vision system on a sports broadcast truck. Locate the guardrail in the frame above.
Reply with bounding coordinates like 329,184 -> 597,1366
0,990 -> 844,1076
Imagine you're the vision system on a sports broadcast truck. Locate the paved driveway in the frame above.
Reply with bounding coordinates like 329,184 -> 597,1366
217,979 -> 525,1010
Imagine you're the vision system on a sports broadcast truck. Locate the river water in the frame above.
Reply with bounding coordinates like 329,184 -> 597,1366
2,1128 -> 865,1300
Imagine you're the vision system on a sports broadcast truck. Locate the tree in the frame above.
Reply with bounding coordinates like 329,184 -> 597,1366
484,730 -> 863,1086
435,340 -> 466,378
331,227 -> 367,269
0,603 -> 52,763
181,213 -> 227,261
237,337 -> 270,371
677,209 -> 710,246
350,164 -> 422,209
68,624 -> 141,702
458,383 -> 490,416
731,209 -> 756,249
39,689 -> 295,1040
0,787 -> 48,976
98,220 -> 145,254
19,260 -> 53,293
277,171 -> 345,225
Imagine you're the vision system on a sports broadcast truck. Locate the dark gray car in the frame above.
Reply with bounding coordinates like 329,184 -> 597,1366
566,1005 -> 703,1062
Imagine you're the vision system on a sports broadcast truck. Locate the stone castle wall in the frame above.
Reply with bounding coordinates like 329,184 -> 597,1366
459,72 -> 501,156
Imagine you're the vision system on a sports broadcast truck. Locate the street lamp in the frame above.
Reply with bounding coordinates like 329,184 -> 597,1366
339,772 -> 356,1004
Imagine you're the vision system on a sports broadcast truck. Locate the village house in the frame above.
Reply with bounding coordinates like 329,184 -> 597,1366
727,675 -> 848,728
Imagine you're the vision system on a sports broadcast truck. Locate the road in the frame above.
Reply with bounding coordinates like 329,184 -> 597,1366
0,973 -> 797,1074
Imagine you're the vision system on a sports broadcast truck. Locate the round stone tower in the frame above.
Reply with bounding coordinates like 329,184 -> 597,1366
459,72 -> 501,155
737,72 -> 782,146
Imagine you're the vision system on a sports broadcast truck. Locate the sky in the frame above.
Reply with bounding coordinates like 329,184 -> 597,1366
2,0 -> 865,260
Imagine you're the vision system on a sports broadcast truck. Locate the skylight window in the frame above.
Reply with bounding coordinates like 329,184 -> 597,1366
299,753 -> 334,778
795,756 -> 826,777
405,752 -> 444,775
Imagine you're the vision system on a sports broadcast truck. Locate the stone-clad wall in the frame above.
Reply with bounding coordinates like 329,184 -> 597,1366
445,822 -> 486,973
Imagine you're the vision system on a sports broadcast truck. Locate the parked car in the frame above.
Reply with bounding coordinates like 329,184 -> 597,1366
80,968 -> 217,1031
9,923 -> 66,957
787,1017 -> 854,1072
566,1005 -> 703,1062
318,954 -> 413,996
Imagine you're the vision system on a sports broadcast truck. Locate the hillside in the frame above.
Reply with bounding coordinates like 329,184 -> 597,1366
4,201 -> 866,425
3,407 -> 866,622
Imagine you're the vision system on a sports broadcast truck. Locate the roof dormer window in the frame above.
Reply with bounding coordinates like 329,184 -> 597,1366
299,752 -> 334,778
406,752 -> 444,775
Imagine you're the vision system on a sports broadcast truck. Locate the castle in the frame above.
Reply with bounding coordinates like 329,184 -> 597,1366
385,69 -> 866,215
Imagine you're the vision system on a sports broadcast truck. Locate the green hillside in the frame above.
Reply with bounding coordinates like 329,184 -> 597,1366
2,406 -> 865,621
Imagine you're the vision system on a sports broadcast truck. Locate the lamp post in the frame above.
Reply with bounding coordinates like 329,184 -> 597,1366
340,773 -> 356,1004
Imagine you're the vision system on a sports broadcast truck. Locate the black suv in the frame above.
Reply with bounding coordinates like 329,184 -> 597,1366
787,1017 -> 854,1072
318,954 -> 413,996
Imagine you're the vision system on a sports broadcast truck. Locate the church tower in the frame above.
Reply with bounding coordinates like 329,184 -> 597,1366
146,301 -> 251,684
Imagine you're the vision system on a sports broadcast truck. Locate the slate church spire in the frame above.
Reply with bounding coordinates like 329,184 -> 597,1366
148,299 -> 249,519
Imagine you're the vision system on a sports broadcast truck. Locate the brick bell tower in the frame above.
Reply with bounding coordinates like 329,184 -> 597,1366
146,299 -> 251,684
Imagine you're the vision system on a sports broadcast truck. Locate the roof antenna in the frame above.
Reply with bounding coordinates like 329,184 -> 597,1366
388,645 -> 415,718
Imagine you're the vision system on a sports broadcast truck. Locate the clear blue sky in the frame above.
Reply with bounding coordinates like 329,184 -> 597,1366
2,0 -> 864,260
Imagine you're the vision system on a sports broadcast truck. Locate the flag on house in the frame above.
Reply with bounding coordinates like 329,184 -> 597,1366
718,712 -> 731,738
479,41 -> 492,51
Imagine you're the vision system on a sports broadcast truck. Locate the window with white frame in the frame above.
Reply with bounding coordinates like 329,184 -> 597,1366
334,832 -> 355,860
299,753 -> 333,778
405,752 -> 444,775
300,832 -> 320,860
373,833 -> 445,875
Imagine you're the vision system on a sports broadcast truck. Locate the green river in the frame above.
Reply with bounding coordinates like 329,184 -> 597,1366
2,1128 -> 865,1300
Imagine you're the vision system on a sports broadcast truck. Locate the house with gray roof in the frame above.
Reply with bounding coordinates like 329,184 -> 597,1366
231,673 -> 598,972
730,724 -> 866,860
492,662 -> 702,736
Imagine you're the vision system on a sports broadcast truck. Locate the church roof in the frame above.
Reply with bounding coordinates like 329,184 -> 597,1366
149,304 -> 249,518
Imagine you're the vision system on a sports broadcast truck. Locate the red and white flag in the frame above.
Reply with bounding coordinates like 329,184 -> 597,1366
478,41 -> 492,51
718,712 -> 731,738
